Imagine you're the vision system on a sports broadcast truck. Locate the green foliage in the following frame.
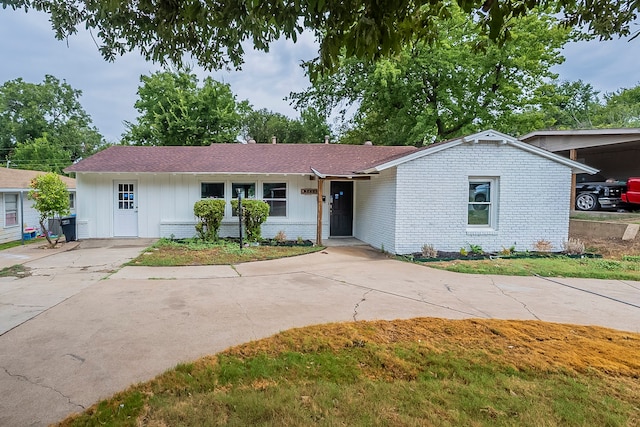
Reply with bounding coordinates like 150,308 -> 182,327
468,244 -> 484,255
28,172 -> 71,248
5,0 -> 636,74
241,107 -> 331,144
509,82 -> 640,133
0,75 -> 105,168
596,86 -> 640,128
231,199 -> 270,242
10,134 -> 72,174
123,70 -> 248,145
291,5 -> 571,144
193,199 -> 226,242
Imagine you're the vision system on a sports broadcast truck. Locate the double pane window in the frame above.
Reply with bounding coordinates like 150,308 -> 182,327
468,180 -> 494,227
263,183 -> 286,216
201,183 -> 224,199
5,194 -> 17,226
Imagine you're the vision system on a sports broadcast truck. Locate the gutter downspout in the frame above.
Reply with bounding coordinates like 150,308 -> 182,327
20,191 -> 24,245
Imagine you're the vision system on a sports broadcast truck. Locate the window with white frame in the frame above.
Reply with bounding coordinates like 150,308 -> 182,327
4,193 -> 18,227
231,183 -> 256,216
201,182 -> 224,199
69,192 -> 75,209
468,178 -> 497,228
263,183 -> 287,216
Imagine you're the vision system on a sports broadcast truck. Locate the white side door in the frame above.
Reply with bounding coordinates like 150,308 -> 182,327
113,182 -> 138,237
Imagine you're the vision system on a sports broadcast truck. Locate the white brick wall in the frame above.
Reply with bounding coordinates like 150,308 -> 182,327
354,169 -> 398,253
391,141 -> 572,254
159,220 -> 318,241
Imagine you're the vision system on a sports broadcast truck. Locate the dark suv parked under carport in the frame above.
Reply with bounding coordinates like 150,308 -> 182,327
575,173 -> 626,211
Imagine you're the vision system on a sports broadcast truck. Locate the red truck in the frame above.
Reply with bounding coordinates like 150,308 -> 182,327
621,177 -> 640,206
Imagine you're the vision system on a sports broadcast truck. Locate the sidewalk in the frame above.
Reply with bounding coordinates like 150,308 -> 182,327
0,239 -> 80,270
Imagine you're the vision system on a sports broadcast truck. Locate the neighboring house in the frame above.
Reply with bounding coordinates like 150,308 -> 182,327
65,130 -> 596,254
0,168 -> 76,244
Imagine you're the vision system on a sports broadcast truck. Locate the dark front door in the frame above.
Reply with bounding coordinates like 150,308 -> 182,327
330,181 -> 353,236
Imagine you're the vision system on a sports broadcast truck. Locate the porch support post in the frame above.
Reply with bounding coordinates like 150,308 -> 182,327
316,178 -> 324,246
570,149 -> 577,211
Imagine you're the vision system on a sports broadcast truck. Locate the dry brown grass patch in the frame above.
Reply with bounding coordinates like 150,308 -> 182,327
224,318 -> 640,378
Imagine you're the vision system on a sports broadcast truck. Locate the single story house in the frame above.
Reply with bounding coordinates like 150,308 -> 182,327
65,130 -> 597,254
0,168 -> 76,244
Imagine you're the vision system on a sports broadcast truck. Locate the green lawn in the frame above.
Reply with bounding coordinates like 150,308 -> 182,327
0,237 -> 40,251
129,238 -> 324,266
424,256 -> 640,280
58,318 -> 640,427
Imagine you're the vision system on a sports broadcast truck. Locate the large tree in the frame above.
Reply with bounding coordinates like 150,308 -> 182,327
241,107 -> 331,144
595,86 -> 640,128
291,5 -> 571,144
2,0 -> 637,73
504,82 -> 640,133
10,134 -> 72,174
122,71 -> 249,145
0,75 -> 105,167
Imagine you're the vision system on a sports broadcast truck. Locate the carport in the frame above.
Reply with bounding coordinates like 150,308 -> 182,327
520,128 -> 640,206
520,128 -> 640,179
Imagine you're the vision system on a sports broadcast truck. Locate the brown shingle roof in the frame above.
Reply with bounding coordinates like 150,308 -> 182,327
0,168 -> 76,190
65,144 -> 418,175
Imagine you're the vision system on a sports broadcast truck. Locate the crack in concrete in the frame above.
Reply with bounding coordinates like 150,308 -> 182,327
619,280 -> 640,291
0,302 -> 45,309
439,284 -> 492,318
1,366 -> 86,411
305,271 -> 480,317
65,353 -> 85,363
489,277 -> 540,320
353,289 -> 373,321
236,302 -> 257,339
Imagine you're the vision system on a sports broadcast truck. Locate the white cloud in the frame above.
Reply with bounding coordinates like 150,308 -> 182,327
0,8 -> 639,143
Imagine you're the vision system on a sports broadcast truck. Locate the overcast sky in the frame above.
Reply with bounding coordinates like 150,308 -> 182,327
0,8 -> 639,143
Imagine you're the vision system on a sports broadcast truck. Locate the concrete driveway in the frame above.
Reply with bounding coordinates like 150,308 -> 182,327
1,241 -> 639,426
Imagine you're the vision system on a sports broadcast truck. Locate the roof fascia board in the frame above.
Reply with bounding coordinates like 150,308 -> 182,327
520,128 -> 640,141
360,140 -> 463,173
310,168 -> 371,180
363,128 -> 598,174
77,171 -> 311,176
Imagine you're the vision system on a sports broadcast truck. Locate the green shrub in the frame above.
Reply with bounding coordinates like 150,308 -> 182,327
231,199 -> 270,242
193,199 -> 226,241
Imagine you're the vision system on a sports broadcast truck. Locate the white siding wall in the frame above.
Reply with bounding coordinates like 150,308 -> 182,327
393,141 -> 572,254
354,169 -> 398,253
1,192 -> 47,244
76,173 -> 325,240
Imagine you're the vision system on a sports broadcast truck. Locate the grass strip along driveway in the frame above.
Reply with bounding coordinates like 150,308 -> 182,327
130,238 -> 323,266
58,318 -> 640,426
425,256 -> 640,281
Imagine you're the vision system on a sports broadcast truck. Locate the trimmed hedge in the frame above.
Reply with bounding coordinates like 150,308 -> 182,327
231,199 -> 269,242
193,199 -> 226,241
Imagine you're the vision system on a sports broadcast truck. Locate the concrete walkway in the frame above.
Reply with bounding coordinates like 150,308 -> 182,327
0,241 -> 639,426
